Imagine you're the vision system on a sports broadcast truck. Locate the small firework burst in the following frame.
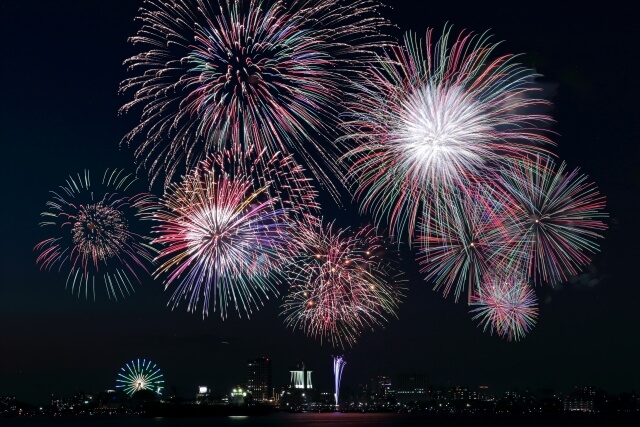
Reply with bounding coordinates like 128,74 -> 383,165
282,218 -> 402,348
470,276 -> 538,341
34,169 -> 157,300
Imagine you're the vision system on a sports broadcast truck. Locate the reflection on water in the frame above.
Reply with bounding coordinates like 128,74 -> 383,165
2,412 -> 640,427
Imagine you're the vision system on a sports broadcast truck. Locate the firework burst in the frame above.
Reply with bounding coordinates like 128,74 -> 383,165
470,276 -> 538,341
120,0 -> 390,191
34,169 -> 157,300
152,155 -> 295,319
495,157 -> 607,285
340,27 -> 554,239
417,185 -> 517,302
281,218 -> 402,348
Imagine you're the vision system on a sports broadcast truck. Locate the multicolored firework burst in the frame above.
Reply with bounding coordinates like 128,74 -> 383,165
116,359 -> 164,396
281,218 -> 402,348
151,154 -> 295,319
417,185 -> 515,302
120,0 -> 390,191
470,276 -> 538,341
34,169 -> 157,300
340,27 -> 554,239
495,157 -> 607,285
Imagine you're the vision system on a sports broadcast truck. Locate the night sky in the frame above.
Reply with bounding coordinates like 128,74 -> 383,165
1,0 -> 638,405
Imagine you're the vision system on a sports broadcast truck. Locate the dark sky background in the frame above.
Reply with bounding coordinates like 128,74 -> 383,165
1,0 -> 638,405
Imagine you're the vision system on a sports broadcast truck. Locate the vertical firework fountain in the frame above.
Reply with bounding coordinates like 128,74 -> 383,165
333,356 -> 346,409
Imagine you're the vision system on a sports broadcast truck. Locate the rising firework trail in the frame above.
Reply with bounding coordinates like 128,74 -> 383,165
281,218 -> 403,348
120,0 -> 391,193
333,355 -> 346,408
34,169 -> 157,300
340,26 -> 554,240
151,155 -> 294,319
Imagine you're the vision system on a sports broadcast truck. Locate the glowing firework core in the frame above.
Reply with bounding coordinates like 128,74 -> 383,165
397,85 -> 489,186
190,17 -> 272,101
72,203 -> 128,260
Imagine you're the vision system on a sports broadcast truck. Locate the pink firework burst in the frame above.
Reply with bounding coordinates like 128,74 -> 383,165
281,218 -> 402,348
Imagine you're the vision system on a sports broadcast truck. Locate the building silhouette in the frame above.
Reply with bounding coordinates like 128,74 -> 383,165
247,357 -> 271,402
396,373 -> 427,403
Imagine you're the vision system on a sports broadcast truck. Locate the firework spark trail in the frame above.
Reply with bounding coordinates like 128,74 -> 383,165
495,157 -> 608,285
152,155 -> 295,319
282,218 -> 402,348
34,169 -> 157,300
340,27 -> 554,240
470,276 -> 538,341
204,147 -> 319,218
120,0 -> 391,193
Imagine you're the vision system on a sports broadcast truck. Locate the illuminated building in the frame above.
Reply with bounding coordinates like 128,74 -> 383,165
279,362 -> 315,410
196,386 -> 210,402
230,386 -> 248,405
564,386 -> 596,412
372,375 -> 392,399
247,357 -> 272,401
290,362 -> 312,390
396,373 -> 427,403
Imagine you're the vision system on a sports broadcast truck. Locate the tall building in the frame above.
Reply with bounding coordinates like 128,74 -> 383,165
396,373 -> 427,403
290,362 -> 313,389
247,357 -> 272,401
279,362 -> 314,409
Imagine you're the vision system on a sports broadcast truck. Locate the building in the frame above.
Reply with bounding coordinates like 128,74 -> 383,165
368,375 -> 394,400
279,362 -> 315,410
247,357 -> 272,402
564,386 -> 596,412
290,362 -> 312,390
230,386 -> 249,405
396,373 -> 427,403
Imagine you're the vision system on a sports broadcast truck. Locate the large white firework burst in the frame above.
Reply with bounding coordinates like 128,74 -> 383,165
341,27 -> 554,240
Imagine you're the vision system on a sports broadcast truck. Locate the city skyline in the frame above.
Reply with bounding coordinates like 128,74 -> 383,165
1,0 -> 638,408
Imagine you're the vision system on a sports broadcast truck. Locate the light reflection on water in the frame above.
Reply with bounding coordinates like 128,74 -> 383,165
2,412 -> 638,427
